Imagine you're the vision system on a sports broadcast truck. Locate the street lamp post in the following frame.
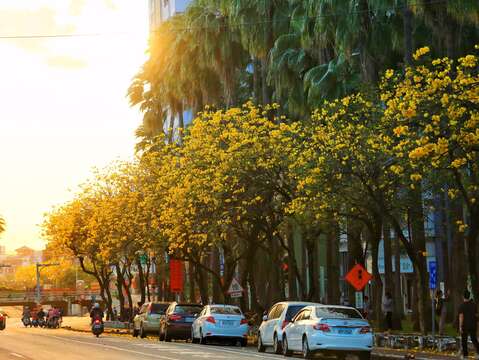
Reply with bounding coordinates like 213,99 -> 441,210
35,263 -> 59,304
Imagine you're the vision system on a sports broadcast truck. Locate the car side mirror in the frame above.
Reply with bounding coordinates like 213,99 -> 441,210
262,315 -> 268,321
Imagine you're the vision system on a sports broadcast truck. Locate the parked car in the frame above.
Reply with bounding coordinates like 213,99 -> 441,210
159,302 -> 203,341
282,305 -> 373,359
191,305 -> 249,346
258,301 -> 319,354
133,302 -> 169,338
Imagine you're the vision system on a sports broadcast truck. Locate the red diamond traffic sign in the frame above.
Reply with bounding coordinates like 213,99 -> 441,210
345,264 -> 372,291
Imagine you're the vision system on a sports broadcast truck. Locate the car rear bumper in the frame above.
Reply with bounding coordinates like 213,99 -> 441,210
309,333 -> 373,352
167,324 -> 193,339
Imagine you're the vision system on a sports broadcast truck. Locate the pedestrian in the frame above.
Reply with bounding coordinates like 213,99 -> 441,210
458,289 -> 479,359
435,289 -> 448,335
382,292 -> 393,333
363,295 -> 371,320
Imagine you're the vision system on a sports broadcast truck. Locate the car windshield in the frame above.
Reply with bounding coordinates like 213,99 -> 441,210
150,304 -> 168,314
175,305 -> 202,315
210,306 -> 242,315
315,307 -> 363,319
285,305 -> 306,321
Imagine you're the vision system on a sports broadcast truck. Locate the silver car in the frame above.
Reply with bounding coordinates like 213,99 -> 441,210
132,302 -> 169,338
257,301 -> 319,354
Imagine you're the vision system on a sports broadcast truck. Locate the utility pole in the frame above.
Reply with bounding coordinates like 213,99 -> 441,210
35,263 -> 59,304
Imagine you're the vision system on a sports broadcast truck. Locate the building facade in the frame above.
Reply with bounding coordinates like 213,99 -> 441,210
149,0 -> 191,31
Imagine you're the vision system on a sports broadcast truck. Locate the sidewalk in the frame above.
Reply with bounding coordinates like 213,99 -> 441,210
61,316 -> 130,335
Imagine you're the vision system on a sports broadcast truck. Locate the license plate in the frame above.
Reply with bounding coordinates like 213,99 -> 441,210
221,320 -> 235,327
185,317 -> 194,322
337,328 -> 352,334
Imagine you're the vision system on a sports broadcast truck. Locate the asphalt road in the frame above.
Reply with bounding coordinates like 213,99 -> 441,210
0,319 -> 293,360
0,319 -> 457,360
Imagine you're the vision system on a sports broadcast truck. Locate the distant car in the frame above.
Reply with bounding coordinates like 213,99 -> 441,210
159,302 -> 203,341
133,302 -> 169,338
282,305 -> 373,359
0,311 -> 6,330
257,301 -> 319,354
191,305 -> 249,346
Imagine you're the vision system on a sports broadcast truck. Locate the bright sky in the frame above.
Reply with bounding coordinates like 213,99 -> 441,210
0,0 -> 149,252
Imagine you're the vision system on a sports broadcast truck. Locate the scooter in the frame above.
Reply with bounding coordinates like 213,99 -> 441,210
22,316 -> 31,327
91,319 -> 104,338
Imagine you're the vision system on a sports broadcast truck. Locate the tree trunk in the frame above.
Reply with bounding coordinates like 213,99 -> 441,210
409,188 -> 430,334
393,230 -> 404,324
136,258 -> 146,305
370,218 -> 383,326
347,220 -> 364,306
326,222 -> 340,304
402,0 -> 414,66
114,264 -> 127,321
466,208 -> 479,302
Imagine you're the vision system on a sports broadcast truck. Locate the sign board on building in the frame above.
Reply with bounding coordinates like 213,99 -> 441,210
227,278 -> 244,298
170,259 -> 184,293
345,264 -> 372,292
428,261 -> 437,290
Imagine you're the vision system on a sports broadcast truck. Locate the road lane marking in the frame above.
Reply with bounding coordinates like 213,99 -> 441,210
10,353 -> 25,359
47,335 -> 180,360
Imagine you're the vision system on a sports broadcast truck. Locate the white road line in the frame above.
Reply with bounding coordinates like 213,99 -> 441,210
47,335 -> 180,360
9,353 -> 25,359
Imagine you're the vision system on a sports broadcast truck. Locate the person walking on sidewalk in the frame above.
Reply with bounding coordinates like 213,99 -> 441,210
458,290 -> 479,359
382,292 -> 393,333
435,289 -> 449,335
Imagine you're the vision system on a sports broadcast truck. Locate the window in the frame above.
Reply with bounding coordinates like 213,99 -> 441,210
315,307 -> 363,319
210,306 -> 242,315
268,305 -> 278,320
293,310 -> 305,322
302,309 -> 311,320
150,303 -> 168,315
174,305 -> 203,315
274,304 -> 286,319
285,305 -> 307,321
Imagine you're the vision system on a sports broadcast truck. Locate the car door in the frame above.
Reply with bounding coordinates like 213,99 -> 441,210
296,309 -> 312,345
263,304 -> 278,345
194,307 -> 207,338
288,310 -> 304,350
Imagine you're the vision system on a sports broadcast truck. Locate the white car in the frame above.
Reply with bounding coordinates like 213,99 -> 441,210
191,305 -> 249,346
282,305 -> 373,359
257,301 -> 319,354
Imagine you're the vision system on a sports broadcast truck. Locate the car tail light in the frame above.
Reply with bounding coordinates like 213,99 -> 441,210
169,314 -> 182,322
94,319 -> 101,324
240,318 -> 248,325
360,326 -> 371,334
281,320 -> 289,330
206,316 -> 216,324
313,323 -> 331,332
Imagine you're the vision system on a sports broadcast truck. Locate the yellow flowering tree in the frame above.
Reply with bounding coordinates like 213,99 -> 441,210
381,46 -> 479,301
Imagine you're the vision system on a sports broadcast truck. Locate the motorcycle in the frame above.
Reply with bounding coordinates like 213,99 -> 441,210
0,313 -> 6,330
91,318 -> 104,338
22,316 -> 31,327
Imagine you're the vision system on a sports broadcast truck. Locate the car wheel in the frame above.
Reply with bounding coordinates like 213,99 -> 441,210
240,338 -> 247,347
273,333 -> 282,354
200,329 -> 207,345
302,336 -> 312,359
257,332 -> 266,352
358,351 -> 371,360
139,324 -> 146,338
282,336 -> 293,357
191,329 -> 199,344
